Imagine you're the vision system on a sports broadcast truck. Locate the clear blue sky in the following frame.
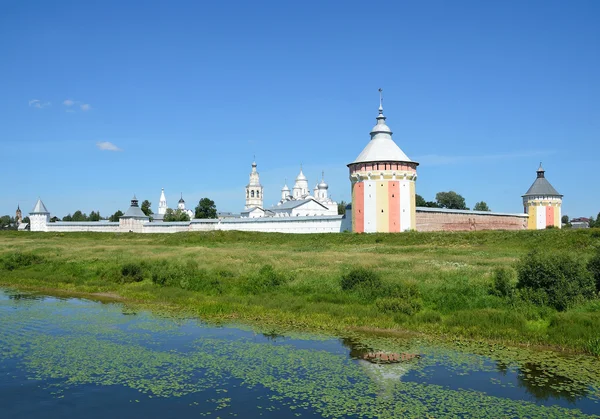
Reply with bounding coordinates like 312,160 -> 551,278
1,0 -> 598,219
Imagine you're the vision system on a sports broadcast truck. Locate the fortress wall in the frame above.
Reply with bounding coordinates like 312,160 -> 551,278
143,223 -> 193,233
415,208 -> 528,232
45,223 -> 120,233
218,216 -> 346,234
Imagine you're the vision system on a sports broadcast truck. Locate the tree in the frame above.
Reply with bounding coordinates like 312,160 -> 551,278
141,200 -> 153,217
62,214 -> 73,221
195,198 -> 217,219
435,191 -> 468,210
164,208 -> 190,222
337,200 -> 347,215
71,210 -> 87,222
109,210 -> 123,222
589,216 -> 596,228
561,215 -> 569,224
473,201 -> 491,212
416,194 -> 439,208
23,216 -> 31,224
0,215 -> 11,228
88,211 -> 101,221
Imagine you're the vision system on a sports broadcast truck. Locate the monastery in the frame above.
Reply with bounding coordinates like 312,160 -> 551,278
24,94 -> 562,234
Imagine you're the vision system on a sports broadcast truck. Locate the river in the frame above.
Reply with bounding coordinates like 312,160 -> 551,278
0,288 -> 598,418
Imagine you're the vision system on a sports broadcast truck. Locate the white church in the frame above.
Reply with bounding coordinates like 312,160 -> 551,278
239,161 -> 338,218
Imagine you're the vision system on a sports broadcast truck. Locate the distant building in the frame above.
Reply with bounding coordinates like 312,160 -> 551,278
570,217 -> 590,229
15,205 -> 22,225
522,164 -> 562,229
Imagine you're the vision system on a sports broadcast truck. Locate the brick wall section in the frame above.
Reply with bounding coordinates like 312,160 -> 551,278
416,209 -> 527,232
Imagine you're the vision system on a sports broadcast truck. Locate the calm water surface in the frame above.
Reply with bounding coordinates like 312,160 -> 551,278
1,288 -> 598,418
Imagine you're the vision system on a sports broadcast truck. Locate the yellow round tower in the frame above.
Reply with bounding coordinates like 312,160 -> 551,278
522,164 -> 563,229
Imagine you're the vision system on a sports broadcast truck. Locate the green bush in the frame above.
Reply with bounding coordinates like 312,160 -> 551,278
150,260 -> 223,294
587,250 -> 600,293
244,265 -> 290,294
2,252 -> 44,271
340,267 -> 381,291
415,310 -> 442,324
490,267 -> 516,298
517,250 -> 595,311
120,262 -> 144,283
376,297 -> 422,315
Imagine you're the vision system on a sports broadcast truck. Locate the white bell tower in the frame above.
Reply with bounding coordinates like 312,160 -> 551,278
245,160 -> 263,209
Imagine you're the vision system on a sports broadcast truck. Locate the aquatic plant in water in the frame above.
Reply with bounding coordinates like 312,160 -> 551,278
0,289 -> 598,418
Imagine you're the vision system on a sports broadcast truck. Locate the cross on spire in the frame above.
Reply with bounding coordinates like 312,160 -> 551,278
378,88 -> 383,113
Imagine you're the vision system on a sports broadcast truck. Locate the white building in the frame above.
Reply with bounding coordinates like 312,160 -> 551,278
271,167 -> 338,216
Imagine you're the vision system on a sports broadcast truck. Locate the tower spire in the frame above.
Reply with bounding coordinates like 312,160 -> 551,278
378,88 -> 383,114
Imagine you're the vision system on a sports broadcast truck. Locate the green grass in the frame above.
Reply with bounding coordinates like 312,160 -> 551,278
1,229 -> 600,353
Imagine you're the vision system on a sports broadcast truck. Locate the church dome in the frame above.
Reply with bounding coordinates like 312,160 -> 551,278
349,98 -> 417,166
296,172 -> 306,181
282,184 -> 290,192
318,180 -> 329,190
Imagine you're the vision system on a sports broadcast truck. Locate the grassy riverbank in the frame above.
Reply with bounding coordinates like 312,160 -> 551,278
1,229 -> 599,353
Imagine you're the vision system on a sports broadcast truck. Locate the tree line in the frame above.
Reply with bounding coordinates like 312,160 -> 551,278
52,198 -> 218,223
416,191 -> 490,211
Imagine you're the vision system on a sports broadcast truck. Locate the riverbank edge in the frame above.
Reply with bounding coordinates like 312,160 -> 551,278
0,280 -> 588,357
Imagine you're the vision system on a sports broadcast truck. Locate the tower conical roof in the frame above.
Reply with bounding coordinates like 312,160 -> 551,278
522,164 -> 562,197
349,94 -> 417,166
31,198 -> 49,214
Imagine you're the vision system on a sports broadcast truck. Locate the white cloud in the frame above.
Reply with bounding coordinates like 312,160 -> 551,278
96,141 -> 122,152
62,99 -> 91,111
28,99 -> 50,109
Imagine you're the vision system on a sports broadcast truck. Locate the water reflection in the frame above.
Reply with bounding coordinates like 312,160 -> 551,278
7,293 -> 46,301
517,362 -> 589,403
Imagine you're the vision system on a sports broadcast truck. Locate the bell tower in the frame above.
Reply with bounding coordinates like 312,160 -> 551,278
245,160 -> 263,209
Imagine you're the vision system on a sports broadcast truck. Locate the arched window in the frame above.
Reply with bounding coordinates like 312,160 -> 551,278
247,190 -> 249,198
257,190 -> 260,198
251,190 -> 255,198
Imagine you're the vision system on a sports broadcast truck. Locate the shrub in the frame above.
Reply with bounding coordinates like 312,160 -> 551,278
415,310 -> 442,324
244,265 -> 291,294
517,251 -> 595,311
376,297 -> 422,316
587,250 -> 600,293
340,267 -> 381,291
490,267 -> 516,298
120,262 -> 144,283
2,252 -> 44,271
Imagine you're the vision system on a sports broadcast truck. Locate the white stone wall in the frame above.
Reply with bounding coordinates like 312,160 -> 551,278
46,223 -> 120,233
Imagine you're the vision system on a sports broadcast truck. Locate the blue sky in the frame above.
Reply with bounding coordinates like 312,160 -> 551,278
1,0 -> 599,219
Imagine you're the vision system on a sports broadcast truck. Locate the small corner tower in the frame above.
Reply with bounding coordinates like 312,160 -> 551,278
29,198 -> 50,232
158,188 -> 168,215
347,90 -> 419,233
522,163 -> 562,229
245,160 -> 263,209
119,195 -> 150,232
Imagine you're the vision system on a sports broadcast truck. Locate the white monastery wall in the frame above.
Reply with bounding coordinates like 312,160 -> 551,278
45,222 -> 120,233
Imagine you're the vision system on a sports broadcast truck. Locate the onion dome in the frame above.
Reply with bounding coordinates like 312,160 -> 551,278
318,171 -> 328,189
178,193 -> 185,204
296,168 -> 307,181
282,183 -> 290,192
